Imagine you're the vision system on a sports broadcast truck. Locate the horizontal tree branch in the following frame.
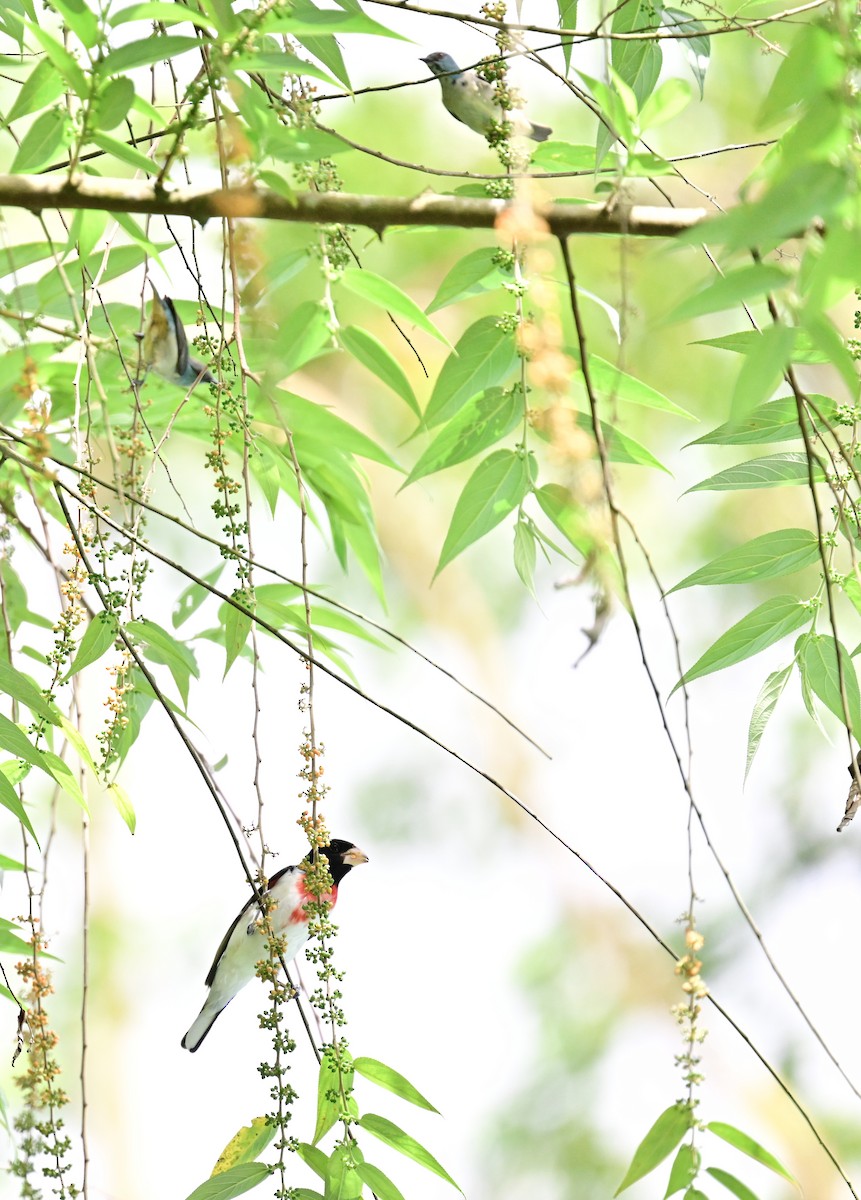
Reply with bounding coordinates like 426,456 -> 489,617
0,174 -> 708,236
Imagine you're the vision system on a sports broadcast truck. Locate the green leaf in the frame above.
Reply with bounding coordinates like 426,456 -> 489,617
557,0 -> 577,72
530,141 -> 595,171
313,1050 -> 355,1145
705,1123 -> 797,1187
98,35 -> 203,75
212,1117 -> 276,1174
0,660 -> 58,725
357,1114 -> 461,1192
7,56 -> 65,123
46,0 -> 99,46
574,411 -> 669,472
324,1145 -> 363,1200
353,1057 -> 439,1112
673,596 -> 809,691
405,387 -> 520,484
340,269 -> 450,348
705,1166 -> 761,1200
694,329 -> 828,363
89,131 -> 156,174
423,316 -> 518,428
297,1143 -> 328,1180
610,0 -> 661,107
534,483 -> 593,556
183,1162 -> 270,1200
63,612 -> 118,680
0,854 -> 25,871
0,928 -> 41,956
615,1105 -> 693,1196
43,751 -> 87,811
223,595 -> 253,677
434,450 -> 534,577
107,782 -> 136,835
0,770 -> 37,843
173,566 -> 225,628
579,355 -> 694,419
11,107 -> 68,173
338,326 -> 419,416
745,664 -> 793,781
688,163 -> 847,253
264,125 -> 350,163
797,634 -> 861,735
513,517 -> 538,596
355,1162 -> 405,1200
110,2 -> 216,28
426,248 -> 510,314
231,51 -> 338,87
669,529 -> 820,592
801,310 -> 860,401
638,77 -> 691,132
261,8 -> 407,38
731,325 -> 796,419
670,265 -> 790,323
660,8 -> 710,96
691,394 -> 838,446
687,453 -> 825,492
26,24 -> 87,96
127,619 -> 199,707
665,1143 -> 699,1196
274,390 -> 400,471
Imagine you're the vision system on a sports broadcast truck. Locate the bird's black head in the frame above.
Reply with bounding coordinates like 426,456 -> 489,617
308,838 -> 369,886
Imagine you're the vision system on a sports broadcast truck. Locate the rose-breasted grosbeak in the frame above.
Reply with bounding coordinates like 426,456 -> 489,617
181,839 -> 368,1052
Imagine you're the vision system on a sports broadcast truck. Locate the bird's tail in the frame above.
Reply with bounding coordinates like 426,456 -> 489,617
181,998 -> 227,1052
529,122 -> 552,142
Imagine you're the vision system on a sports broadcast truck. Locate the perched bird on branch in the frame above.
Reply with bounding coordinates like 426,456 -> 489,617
181,838 -> 369,1051
142,288 -> 214,390
421,51 -> 552,143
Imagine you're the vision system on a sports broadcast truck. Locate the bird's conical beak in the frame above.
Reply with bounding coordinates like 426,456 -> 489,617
343,846 -> 369,866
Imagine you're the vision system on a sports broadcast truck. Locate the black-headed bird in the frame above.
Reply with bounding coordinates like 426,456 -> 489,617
181,839 -> 369,1051
421,51 -> 552,142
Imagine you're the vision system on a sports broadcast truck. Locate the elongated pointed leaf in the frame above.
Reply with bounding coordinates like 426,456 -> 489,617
355,1162 -> 405,1200
223,597 -> 253,677
64,611 -> 118,680
582,355 -> 694,420
424,317 -> 518,429
797,634 -> 861,735
687,453 -> 825,492
615,1104 -> 693,1196
183,1162 -> 269,1200
705,1123 -> 797,1187
705,1167 -> 761,1200
670,265 -> 790,323
340,270 -> 449,347
353,1057 -> 438,1112
0,660 -> 59,724
0,771 -> 37,842
313,1051 -> 355,1144
434,450 -> 534,577
212,1117 -> 275,1174
673,596 -> 809,692
11,107 -> 68,173
660,8 -> 710,96
691,394 -> 837,446
338,326 -> 418,415
731,325 -> 796,419
324,1144 -> 363,1200
108,782 -> 136,835
426,248 -> 509,314
669,529 -> 820,592
664,1142 -> 699,1196
98,35 -> 203,75
357,1114 -> 461,1192
405,387 -> 520,484
745,664 -> 793,781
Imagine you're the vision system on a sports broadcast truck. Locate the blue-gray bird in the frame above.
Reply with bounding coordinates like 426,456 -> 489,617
142,288 -> 214,390
421,51 -> 551,142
